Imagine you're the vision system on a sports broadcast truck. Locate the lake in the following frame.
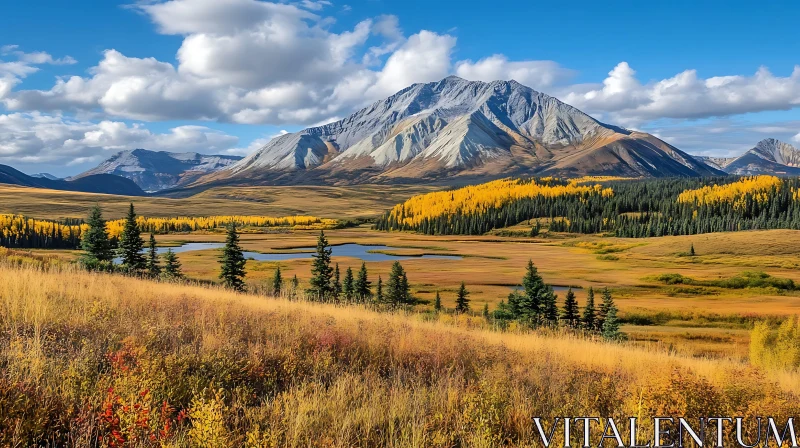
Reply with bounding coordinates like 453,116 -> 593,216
140,242 -> 462,262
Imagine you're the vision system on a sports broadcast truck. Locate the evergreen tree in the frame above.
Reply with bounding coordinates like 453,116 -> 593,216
601,299 -> 622,340
597,287 -> 613,331
386,261 -> 412,306
333,263 -> 342,301
161,249 -> 183,280
561,288 -> 580,328
482,303 -> 490,319
375,276 -> 384,303
343,267 -> 355,301
117,203 -> 146,274
455,281 -> 470,313
434,291 -> 442,312
307,230 -> 333,300
541,287 -> 558,325
582,287 -> 597,331
291,275 -> 300,290
219,223 -> 246,292
529,220 -> 541,237
520,259 -> 546,321
80,205 -> 113,268
145,234 -> 161,278
690,243 -> 696,256
355,262 -> 371,301
272,265 -> 283,295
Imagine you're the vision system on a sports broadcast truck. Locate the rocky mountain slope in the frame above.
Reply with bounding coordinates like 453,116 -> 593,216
693,139 -> 800,176
0,164 -> 144,196
74,149 -> 241,191
196,76 -> 721,187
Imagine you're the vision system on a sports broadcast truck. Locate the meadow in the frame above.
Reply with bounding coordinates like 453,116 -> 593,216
1,260 -> 798,447
2,179 -> 800,445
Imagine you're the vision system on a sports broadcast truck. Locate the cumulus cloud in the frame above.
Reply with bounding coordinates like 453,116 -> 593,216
794,132 -> 800,143
455,55 -> 574,89
0,45 -> 76,100
0,112 -> 238,166
562,62 -> 800,126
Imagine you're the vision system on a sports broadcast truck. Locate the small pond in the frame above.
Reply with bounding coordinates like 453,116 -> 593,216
136,242 -> 462,262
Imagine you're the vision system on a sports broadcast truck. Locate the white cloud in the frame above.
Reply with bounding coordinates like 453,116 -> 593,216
0,112 -> 238,166
561,62 -> 800,126
0,46 -> 76,100
455,55 -> 574,89
793,132 -> 800,143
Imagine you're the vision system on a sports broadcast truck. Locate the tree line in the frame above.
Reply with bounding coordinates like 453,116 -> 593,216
376,176 -> 800,237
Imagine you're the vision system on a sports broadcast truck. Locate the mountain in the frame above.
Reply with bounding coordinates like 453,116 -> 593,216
693,139 -> 800,176
30,173 -> 60,180
0,164 -> 145,196
74,149 -> 242,191
692,156 -> 736,171
198,76 -> 721,187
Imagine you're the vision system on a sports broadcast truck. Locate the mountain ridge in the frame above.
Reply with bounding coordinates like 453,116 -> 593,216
75,149 -> 242,191
693,138 -> 800,176
197,76 -> 720,187
0,164 -> 145,196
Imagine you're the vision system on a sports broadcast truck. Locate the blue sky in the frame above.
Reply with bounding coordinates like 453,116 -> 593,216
2,0 -> 800,176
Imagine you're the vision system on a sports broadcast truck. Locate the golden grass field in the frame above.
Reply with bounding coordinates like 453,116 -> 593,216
0,184 -> 438,220
3,182 -> 800,445
0,261 -> 797,446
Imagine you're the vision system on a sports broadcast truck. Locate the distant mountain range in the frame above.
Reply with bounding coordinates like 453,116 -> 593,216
194,76 -> 721,187
72,149 -> 242,192
693,139 -> 800,176
0,164 -> 144,196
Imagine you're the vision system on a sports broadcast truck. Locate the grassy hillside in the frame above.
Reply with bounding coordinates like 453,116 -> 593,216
0,258 -> 798,446
0,184 -> 438,220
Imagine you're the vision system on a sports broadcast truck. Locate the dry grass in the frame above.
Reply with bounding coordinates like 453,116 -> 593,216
0,184 -> 438,220
1,261 -> 799,446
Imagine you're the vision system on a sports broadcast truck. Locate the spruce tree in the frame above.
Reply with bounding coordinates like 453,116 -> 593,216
343,267 -> 355,301
355,262 -> 371,301
291,275 -> 300,298
161,249 -> 183,280
597,287 -> 613,331
582,287 -> 597,331
308,230 -> 333,300
272,265 -> 283,295
434,291 -> 442,312
333,263 -> 342,301
117,203 -> 146,274
455,281 -> 470,313
386,261 -> 411,306
541,287 -> 558,325
375,276 -> 384,303
601,300 -> 621,340
145,234 -> 161,278
219,223 -> 246,292
520,259 -> 546,321
482,303 -> 490,319
690,243 -> 696,256
80,205 -> 113,268
561,288 -> 580,328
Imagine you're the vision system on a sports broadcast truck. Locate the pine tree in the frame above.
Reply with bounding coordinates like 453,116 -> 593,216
482,303 -> 490,319
219,223 -> 246,292
597,287 -> 613,331
434,291 -> 442,312
343,267 -> 355,301
561,288 -> 580,328
161,249 -> 183,280
308,230 -> 333,300
117,203 -> 146,274
455,281 -> 470,313
375,276 -> 384,303
80,205 -> 113,268
601,299 -> 621,340
333,263 -> 342,301
541,287 -> 558,325
355,262 -> 371,301
291,275 -> 300,289
520,259 -> 545,321
582,287 -> 597,331
272,265 -> 283,295
145,234 -> 161,278
386,261 -> 411,306
690,243 -> 696,256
